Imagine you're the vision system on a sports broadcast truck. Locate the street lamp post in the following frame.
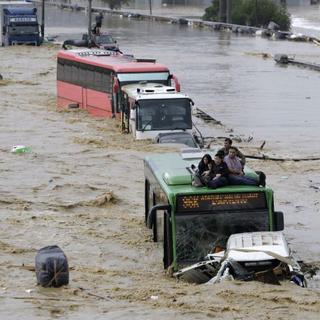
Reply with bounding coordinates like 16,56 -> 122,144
88,0 -> 92,41
255,0 -> 258,27
226,0 -> 231,23
41,0 -> 45,41
149,0 -> 152,16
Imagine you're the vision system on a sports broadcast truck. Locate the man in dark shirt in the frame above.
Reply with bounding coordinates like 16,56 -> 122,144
218,138 -> 246,167
94,12 -> 104,35
207,153 -> 229,189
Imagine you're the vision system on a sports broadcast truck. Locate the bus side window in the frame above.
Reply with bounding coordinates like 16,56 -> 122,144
71,64 -> 79,84
79,66 -> 86,87
102,70 -> 112,93
145,179 -> 154,224
94,70 -> 103,92
86,68 -> 94,88
57,59 -> 64,81
147,183 -> 155,210
64,63 -> 72,83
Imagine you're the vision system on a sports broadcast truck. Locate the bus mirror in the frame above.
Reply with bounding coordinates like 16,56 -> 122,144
274,211 -> 284,231
171,74 -> 181,92
147,204 -> 171,229
190,99 -> 194,106
113,77 -> 119,93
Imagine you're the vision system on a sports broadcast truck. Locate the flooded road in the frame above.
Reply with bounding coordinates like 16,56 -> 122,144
0,4 -> 319,320
44,5 -> 320,156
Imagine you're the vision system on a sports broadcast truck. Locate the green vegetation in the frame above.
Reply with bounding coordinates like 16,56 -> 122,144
203,0 -> 291,31
101,0 -> 129,10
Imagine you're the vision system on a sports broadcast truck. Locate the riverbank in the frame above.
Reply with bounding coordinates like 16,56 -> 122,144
0,43 -> 319,320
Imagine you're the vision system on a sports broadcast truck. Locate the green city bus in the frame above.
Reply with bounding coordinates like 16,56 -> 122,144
144,150 -> 284,271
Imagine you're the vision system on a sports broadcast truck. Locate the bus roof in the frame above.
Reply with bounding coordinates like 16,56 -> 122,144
144,152 -> 272,198
57,49 -> 170,73
122,83 -> 189,100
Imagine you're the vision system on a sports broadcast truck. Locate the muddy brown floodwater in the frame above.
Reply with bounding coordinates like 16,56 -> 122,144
0,44 -> 319,319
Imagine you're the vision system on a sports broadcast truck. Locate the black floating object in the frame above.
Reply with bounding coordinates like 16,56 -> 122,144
35,245 -> 69,287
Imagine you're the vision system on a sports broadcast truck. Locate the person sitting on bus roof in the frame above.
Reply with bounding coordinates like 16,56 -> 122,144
207,153 -> 229,189
218,138 -> 246,168
201,160 -> 216,186
191,154 -> 213,187
197,154 -> 212,175
224,147 -> 264,186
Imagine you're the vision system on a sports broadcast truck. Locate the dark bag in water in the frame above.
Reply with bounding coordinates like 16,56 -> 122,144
35,245 -> 69,287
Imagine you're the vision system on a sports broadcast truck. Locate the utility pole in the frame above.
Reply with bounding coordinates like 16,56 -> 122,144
149,0 -> 152,16
41,0 -> 45,41
255,0 -> 258,27
226,0 -> 231,24
88,0 -> 92,41
219,0 -> 227,23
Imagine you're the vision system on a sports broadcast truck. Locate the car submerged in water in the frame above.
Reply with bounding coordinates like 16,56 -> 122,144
155,132 -> 200,149
62,33 -> 119,51
82,33 -> 119,51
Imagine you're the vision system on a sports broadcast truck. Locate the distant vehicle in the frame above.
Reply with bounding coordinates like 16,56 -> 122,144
82,33 -> 119,51
0,2 -> 40,46
275,54 -> 320,72
155,132 -> 199,148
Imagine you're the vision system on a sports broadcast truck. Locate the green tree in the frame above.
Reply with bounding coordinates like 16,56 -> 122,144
203,0 -> 220,22
101,0 -> 129,10
203,0 -> 291,31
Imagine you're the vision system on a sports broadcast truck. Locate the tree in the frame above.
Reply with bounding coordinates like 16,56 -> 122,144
100,0 -> 129,10
203,0 -> 291,31
203,0 -> 220,22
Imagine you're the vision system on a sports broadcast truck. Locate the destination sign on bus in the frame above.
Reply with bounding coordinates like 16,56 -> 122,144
10,17 -> 36,22
176,192 -> 267,212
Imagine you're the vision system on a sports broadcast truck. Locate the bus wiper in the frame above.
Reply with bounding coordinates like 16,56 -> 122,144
142,120 -> 153,132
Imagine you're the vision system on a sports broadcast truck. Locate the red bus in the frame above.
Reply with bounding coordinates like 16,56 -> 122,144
57,49 -> 181,117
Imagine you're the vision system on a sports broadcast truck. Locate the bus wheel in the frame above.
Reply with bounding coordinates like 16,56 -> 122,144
68,103 -> 79,109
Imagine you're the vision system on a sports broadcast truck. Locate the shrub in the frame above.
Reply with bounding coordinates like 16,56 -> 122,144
101,0 -> 129,10
203,0 -> 291,31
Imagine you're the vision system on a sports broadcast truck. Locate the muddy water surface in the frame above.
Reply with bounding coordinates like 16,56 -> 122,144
44,5 -> 320,156
0,7 -> 319,320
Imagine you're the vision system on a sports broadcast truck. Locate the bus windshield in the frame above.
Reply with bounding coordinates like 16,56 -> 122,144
175,210 -> 269,264
137,98 -> 192,131
117,72 -> 170,83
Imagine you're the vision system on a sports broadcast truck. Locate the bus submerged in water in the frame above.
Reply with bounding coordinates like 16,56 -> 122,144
144,150 -> 284,272
56,48 -> 196,141
56,48 -> 181,118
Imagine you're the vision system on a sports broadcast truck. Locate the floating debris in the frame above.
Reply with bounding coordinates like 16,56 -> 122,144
274,54 -> 320,72
11,145 -> 32,154
193,107 -> 222,125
